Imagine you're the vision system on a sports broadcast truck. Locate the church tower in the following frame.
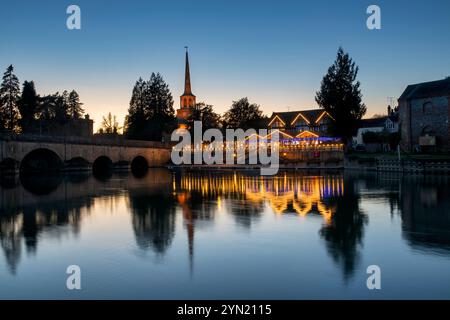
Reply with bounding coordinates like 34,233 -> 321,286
176,47 -> 196,129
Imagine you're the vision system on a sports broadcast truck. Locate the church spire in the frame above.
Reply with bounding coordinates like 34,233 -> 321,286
176,47 -> 196,127
184,46 -> 192,95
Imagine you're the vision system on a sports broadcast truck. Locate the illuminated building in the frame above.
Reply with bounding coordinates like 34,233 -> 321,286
268,109 -> 334,136
176,47 -> 196,129
263,110 -> 344,161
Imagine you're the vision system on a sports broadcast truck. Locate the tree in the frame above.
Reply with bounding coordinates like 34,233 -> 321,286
54,91 -> 70,124
189,102 -> 221,133
0,65 -> 21,132
38,94 -> 57,121
315,47 -> 366,143
124,73 -> 175,140
100,112 -> 122,134
146,73 -> 175,119
124,77 -> 149,139
67,90 -> 84,119
18,81 -> 39,132
222,97 -> 265,130
35,92 -> 69,133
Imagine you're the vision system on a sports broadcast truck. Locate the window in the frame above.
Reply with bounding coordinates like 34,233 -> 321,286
271,120 -> 283,128
422,125 -> 434,136
295,124 -> 308,132
320,117 -> 331,124
423,102 -> 433,115
294,120 -> 307,130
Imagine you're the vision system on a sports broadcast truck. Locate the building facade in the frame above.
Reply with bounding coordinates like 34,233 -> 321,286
268,109 -> 334,138
265,109 -> 343,159
37,115 -> 94,138
353,106 -> 399,147
399,78 -> 450,152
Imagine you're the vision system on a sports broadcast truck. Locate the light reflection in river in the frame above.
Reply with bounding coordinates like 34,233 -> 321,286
0,169 -> 450,299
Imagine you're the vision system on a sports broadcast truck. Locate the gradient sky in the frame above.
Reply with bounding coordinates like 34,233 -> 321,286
1,0 -> 450,130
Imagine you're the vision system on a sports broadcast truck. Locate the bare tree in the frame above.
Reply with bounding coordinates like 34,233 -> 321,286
100,112 -> 122,134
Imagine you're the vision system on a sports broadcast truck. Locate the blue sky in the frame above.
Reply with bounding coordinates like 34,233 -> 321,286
1,0 -> 449,130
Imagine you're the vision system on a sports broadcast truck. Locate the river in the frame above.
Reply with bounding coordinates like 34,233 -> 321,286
0,169 -> 450,299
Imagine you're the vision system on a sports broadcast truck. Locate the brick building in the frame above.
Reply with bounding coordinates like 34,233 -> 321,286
398,78 -> 450,152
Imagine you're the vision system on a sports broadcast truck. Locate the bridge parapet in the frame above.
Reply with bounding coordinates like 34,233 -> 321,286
0,133 -> 172,173
0,133 -> 173,149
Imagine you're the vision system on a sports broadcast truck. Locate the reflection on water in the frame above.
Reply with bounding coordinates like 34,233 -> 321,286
1,169 -> 450,299
400,176 -> 450,255
130,190 -> 176,254
177,172 -> 343,222
0,173 -> 92,274
319,178 -> 367,281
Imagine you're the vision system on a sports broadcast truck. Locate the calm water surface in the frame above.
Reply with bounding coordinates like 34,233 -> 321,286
1,169 -> 450,299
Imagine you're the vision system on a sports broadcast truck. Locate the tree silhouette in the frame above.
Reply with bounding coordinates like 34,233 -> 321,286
188,102 -> 221,133
18,81 -> 39,133
54,91 -> 70,124
315,47 -> 366,143
35,92 -> 70,133
37,94 -> 57,123
222,97 -> 265,130
0,65 -> 21,132
124,77 -> 146,138
67,90 -> 84,119
100,112 -> 122,134
124,73 -> 175,140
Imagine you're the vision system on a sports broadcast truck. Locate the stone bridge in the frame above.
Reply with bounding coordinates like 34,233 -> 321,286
0,133 -> 172,173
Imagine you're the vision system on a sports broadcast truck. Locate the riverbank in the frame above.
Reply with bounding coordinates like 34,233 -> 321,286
168,153 -> 450,174
345,152 -> 450,173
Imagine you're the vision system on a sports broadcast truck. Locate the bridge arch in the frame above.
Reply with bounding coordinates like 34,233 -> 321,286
92,155 -> 113,176
131,155 -> 149,177
20,148 -> 63,173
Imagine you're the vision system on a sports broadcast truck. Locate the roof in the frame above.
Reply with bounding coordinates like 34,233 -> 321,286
265,129 -> 322,139
177,118 -> 190,125
180,93 -> 196,97
358,117 -> 388,128
399,78 -> 450,101
269,109 -> 330,125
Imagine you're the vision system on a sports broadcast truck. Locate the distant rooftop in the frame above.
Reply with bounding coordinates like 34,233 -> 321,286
358,117 -> 388,128
269,109 -> 328,125
399,78 -> 450,101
